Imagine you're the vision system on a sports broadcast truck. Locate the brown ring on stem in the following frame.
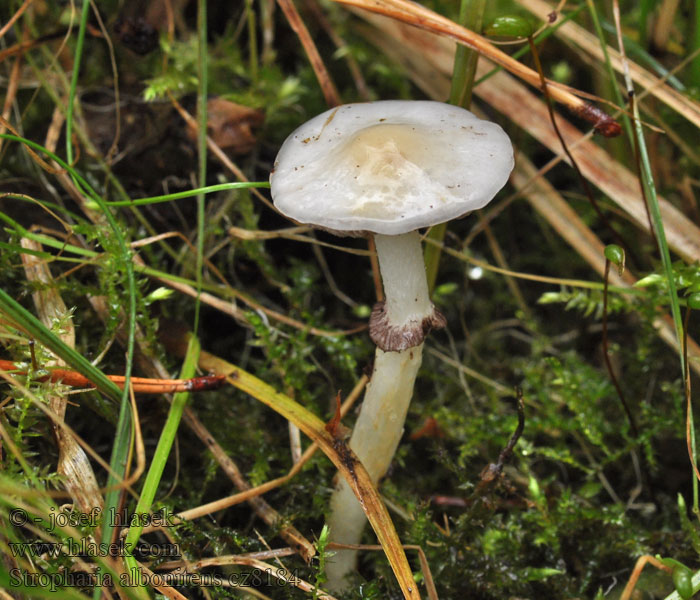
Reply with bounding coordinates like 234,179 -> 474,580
369,300 -> 446,351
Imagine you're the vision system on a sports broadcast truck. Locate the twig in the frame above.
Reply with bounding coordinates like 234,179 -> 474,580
0,359 -> 225,394
277,0 -> 341,106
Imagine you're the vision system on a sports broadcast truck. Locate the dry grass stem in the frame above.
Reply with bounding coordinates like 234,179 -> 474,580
228,225 -> 372,256
336,0 -> 621,135
276,0 -> 341,107
0,51 -> 22,154
4,1 -> 699,597
327,543 -> 439,600
619,554 -> 672,600
305,0 -> 371,101
128,228 -> 363,337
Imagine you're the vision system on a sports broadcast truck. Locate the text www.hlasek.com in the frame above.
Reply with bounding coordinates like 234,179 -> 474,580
9,538 -> 179,558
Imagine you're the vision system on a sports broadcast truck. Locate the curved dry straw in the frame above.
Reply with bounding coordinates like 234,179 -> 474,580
332,0 -> 621,136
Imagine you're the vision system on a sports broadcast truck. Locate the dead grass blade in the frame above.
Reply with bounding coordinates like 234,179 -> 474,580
0,368 -> 144,501
305,0 -> 371,100
157,376 -> 364,525
131,228 -> 366,337
335,0 -> 621,135
133,377 -> 366,559
276,0 -> 341,106
327,543 -> 438,600
150,270 -> 361,338
0,43 -> 22,155
85,297 -> 321,566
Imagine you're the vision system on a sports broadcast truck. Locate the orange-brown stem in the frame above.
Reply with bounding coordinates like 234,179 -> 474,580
0,360 -> 225,394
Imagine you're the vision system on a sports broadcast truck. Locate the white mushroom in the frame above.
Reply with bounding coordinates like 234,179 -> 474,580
269,100 -> 514,588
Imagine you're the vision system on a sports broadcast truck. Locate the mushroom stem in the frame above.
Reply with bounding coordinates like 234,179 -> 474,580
326,231 -> 440,588
369,232 -> 446,352
326,345 -> 423,585
375,232 -> 433,329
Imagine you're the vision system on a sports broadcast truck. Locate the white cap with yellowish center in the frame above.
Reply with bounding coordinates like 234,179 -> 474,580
270,100 -> 513,236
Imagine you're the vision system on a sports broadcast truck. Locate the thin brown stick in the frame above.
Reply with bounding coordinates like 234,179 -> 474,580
0,115 -> 63,175
357,14 -> 700,263
474,390 -> 525,495
157,547 -> 298,570
619,555 -> 671,600
88,0 -> 121,163
128,227 -> 365,336
153,272 -> 364,338
481,215 -> 530,318
277,0 -> 341,107
228,225 -> 371,256
516,0 -> 700,127
305,0 -> 371,100
512,156 -> 700,377
0,0 -> 34,41
134,562 -> 190,600
168,95 -> 275,211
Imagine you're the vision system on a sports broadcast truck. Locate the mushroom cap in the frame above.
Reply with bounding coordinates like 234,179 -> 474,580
270,101 -> 514,235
